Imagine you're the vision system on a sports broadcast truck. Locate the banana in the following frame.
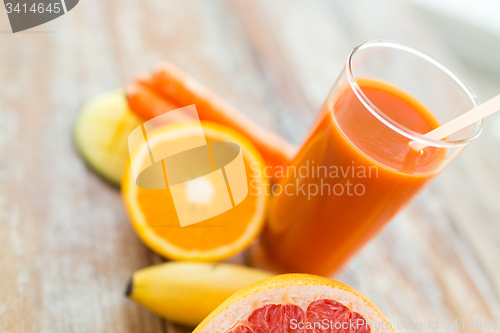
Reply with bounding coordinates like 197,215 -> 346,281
126,262 -> 273,327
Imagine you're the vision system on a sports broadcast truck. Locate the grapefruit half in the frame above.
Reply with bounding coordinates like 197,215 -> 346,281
193,274 -> 396,333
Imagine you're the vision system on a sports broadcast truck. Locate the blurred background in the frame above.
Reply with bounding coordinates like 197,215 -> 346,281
1,0 -> 499,332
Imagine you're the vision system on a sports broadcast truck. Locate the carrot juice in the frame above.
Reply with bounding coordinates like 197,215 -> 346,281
260,79 -> 446,276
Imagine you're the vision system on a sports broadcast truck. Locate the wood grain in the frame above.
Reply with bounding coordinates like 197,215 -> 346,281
0,0 -> 499,332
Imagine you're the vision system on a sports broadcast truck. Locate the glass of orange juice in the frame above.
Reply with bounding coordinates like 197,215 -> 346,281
254,40 -> 483,276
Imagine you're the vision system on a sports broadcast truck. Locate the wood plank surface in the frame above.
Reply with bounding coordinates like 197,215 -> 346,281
0,0 -> 499,332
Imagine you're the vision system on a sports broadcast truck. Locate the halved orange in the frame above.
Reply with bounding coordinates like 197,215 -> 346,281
194,274 -> 396,333
122,121 -> 269,261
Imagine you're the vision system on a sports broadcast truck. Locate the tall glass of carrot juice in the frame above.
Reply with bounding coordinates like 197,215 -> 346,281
257,41 -> 483,276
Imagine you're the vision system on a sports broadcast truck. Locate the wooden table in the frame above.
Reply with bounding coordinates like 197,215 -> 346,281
1,1 -> 499,332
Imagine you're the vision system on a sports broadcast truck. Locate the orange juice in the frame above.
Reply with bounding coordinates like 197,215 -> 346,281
261,79 -> 444,276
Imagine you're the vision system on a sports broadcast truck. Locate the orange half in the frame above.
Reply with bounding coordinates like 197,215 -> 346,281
194,274 -> 396,333
122,121 -> 269,261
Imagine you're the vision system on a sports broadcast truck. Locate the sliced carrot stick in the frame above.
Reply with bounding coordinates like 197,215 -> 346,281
136,62 -> 297,180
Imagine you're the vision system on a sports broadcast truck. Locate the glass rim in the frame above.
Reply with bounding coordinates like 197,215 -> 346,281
346,40 -> 483,148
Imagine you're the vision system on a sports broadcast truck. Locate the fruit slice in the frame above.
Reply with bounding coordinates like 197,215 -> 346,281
194,274 -> 396,333
74,89 -> 142,185
122,121 -> 269,261
126,262 -> 273,327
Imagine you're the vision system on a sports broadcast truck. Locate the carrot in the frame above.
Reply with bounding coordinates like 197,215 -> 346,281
127,79 -> 184,121
127,62 -> 296,181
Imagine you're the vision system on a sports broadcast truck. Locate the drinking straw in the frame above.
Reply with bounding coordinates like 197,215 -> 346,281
410,94 -> 500,152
